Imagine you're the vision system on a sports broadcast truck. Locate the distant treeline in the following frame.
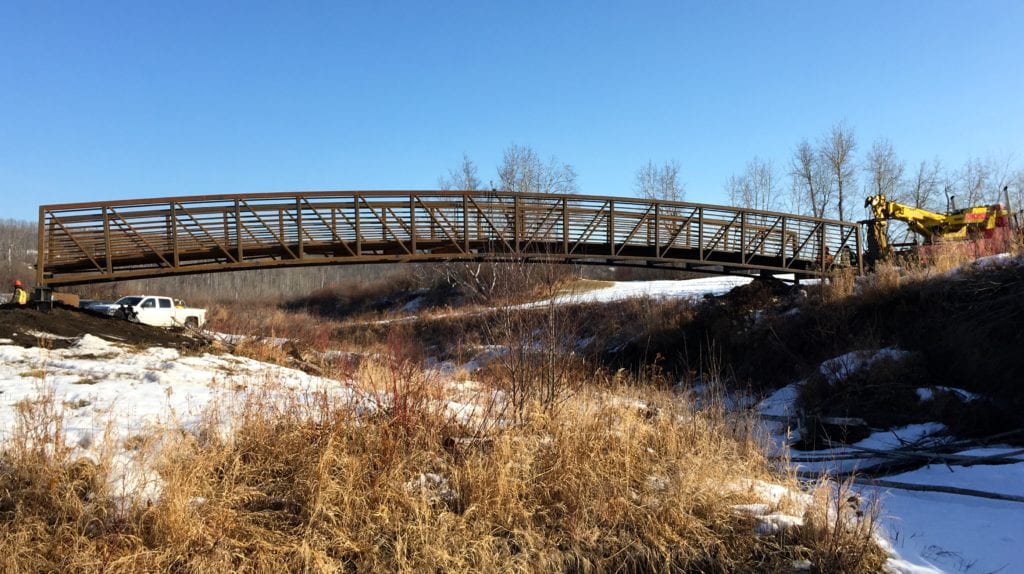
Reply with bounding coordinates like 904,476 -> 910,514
0,218 -> 37,291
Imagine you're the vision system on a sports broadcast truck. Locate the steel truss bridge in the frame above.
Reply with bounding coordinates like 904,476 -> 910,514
36,191 -> 863,287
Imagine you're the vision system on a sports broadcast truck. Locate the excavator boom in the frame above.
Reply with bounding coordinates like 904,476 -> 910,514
864,194 -> 1010,261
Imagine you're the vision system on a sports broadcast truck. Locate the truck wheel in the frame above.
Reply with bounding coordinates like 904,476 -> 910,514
115,306 -> 139,323
185,317 -> 199,330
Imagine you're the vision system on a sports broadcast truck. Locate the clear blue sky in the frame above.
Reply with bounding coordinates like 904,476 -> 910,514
2,0 -> 1021,222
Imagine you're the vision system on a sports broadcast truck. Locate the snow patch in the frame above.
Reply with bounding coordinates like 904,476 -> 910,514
819,347 -> 910,384
520,276 -> 755,308
758,383 -> 800,418
870,457 -> 1024,573
851,423 -> 948,451
0,335 -> 362,505
915,386 -> 981,403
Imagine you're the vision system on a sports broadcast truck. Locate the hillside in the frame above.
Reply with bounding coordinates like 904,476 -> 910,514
1,254 -> 1023,572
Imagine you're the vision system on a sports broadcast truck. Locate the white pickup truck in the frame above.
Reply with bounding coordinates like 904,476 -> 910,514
93,296 -> 207,329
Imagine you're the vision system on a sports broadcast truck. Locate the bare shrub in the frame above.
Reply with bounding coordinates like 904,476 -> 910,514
474,261 -> 586,422
795,480 -> 884,573
0,358 -> 887,572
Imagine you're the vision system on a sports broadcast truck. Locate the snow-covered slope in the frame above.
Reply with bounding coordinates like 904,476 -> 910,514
525,275 -> 755,307
878,455 -> 1024,574
0,334 -> 355,447
759,348 -> 1024,574
0,334 -> 362,501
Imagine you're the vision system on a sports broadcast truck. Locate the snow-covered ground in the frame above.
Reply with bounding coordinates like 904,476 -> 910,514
877,455 -> 1024,574
759,351 -> 1024,574
526,275 -> 754,306
2,275 -> 1021,572
364,275 -> 761,324
0,334 -> 358,448
0,334 -> 366,502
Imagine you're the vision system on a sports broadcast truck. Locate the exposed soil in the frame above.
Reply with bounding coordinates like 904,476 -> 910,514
0,303 -> 209,350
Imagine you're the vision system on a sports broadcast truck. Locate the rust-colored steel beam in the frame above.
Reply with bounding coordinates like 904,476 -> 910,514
37,191 -> 864,287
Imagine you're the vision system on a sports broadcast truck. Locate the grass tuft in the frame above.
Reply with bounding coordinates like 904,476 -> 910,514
0,366 -> 886,572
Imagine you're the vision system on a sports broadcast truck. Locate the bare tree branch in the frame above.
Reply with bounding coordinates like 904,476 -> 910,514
726,156 -> 781,212
863,138 -> 904,200
634,160 -> 684,203
497,144 -> 578,195
438,153 -> 481,191
902,158 -> 943,211
820,122 -> 857,221
790,139 -> 833,218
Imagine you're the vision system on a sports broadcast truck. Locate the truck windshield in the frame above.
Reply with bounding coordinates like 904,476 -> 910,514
115,296 -> 143,306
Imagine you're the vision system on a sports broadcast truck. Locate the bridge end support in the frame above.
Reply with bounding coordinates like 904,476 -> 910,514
33,285 -> 52,302
32,286 -> 54,312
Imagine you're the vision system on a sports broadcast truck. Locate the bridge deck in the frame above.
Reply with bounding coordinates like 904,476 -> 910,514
37,191 -> 862,287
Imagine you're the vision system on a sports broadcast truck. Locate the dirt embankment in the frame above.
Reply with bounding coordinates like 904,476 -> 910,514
0,303 -> 208,350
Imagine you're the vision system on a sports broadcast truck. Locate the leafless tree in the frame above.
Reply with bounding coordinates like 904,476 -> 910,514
953,157 -> 992,208
790,139 -> 833,218
820,122 -> 858,220
438,153 -> 481,191
863,138 -> 904,202
1010,168 -> 1024,227
984,154 -> 1018,207
634,160 -> 684,203
950,155 -> 1019,208
480,257 -> 582,422
901,159 -> 944,210
725,156 -> 781,212
497,144 -> 578,195
0,219 -> 37,290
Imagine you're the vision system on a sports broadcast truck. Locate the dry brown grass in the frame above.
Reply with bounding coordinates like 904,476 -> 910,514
817,237 -> 1017,306
0,366 -> 886,573
207,302 -> 338,351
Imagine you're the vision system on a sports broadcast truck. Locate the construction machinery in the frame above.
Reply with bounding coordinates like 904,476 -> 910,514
863,194 -> 1011,261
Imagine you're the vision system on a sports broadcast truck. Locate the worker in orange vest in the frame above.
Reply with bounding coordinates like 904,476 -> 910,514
11,280 -> 28,305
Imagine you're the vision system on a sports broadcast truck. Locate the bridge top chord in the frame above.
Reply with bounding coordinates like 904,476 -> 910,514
37,190 -> 863,287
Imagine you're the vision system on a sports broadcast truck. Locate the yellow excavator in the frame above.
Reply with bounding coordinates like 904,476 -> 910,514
863,194 -> 1011,260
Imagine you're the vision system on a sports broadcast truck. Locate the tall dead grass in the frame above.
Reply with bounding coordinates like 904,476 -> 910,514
0,367 -> 886,573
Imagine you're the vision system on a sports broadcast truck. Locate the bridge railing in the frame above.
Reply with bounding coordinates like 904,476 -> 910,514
37,191 -> 862,286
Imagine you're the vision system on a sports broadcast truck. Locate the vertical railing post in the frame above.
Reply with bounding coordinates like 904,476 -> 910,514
296,196 -> 304,259
654,203 -> 661,258
698,207 -> 704,261
856,223 -> 863,274
409,194 -> 417,254
429,198 -> 437,241
608,200 -> 615,255
740,211 -> 747,264
780,216 -> 788,268
462,194 -> 469,253
513,194 -> 521,255
562,198 -> 569,255
355,195 -> 362,256
235,199 -> 243,262
819,224 -> 826,273
171,202 -> 179,268
103,205 -> 112,275
35,206 -> 46,287
278,207 -> 284,251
